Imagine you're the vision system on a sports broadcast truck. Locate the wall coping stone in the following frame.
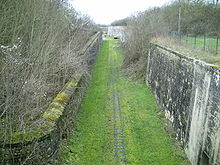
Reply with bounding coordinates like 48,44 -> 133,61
151,43 -> 220,74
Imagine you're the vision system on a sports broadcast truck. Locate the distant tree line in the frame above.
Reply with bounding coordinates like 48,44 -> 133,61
112,0 -> 220,35
111,18 -> 129,26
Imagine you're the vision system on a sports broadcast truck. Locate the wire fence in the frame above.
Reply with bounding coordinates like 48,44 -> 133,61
169,31 -> 219,54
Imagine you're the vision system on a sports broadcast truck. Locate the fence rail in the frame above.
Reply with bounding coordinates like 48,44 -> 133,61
169,31 -> 219,54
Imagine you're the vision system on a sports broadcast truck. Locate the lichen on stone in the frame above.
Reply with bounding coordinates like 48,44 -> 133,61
66,73 -> 83,89
66,80 -> 77,89
53,92 -> 69,105
43,103 -> 65,121
209,64 -> 220,70
1,121 -> 55,144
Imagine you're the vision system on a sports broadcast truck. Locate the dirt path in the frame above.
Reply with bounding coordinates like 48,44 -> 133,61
60,38 -> 190,165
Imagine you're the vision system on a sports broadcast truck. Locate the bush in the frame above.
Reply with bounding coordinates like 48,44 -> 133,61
0,0 -> 97,134
121,13 -> 153,82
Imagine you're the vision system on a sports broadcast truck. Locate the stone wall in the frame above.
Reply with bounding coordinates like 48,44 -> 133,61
147,43 -> 220,165
0,32 -> 102,165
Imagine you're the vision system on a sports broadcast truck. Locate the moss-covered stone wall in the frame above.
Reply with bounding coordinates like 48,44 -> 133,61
147,43 -> 220,165
0,32 -> 102,165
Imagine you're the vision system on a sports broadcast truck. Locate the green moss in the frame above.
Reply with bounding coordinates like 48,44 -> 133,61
51,101 -> 63,107
0,72 -> 84,145
43,103 -> 64,121
66,80 -> 77,89
53,92 -> 69,105
2,121 -> 55,144
209,64 -> 220,70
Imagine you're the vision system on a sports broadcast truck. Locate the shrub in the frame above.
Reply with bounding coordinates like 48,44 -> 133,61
0,0 -> 97,135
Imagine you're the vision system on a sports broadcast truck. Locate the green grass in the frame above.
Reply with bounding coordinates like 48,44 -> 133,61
110,39 -> 189,164
178,35 -> 219,52
119,81 -> 189,165
59,38 -> 190,164
154,36 -> 220,66
59,40 -> 115,164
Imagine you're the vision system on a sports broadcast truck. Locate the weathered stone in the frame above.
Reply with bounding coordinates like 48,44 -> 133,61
147,43 -> 220,165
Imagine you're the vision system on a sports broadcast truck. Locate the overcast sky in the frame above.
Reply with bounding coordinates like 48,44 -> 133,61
69,0 -> 172,25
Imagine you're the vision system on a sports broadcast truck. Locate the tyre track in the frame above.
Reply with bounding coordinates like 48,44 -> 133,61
109,42 -> 127,164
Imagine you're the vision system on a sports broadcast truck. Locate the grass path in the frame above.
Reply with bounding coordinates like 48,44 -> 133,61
60,38 -> 190,165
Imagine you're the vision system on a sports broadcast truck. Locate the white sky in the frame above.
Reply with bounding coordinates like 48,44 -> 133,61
69,0 -> 172,25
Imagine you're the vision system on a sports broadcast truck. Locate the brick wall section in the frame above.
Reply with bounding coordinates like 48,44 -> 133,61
147,43 -> 220,165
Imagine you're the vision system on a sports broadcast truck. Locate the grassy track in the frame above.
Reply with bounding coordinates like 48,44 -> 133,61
60,39 -> 115,164
119,80 -> 188,164
60,38 -> 190,165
